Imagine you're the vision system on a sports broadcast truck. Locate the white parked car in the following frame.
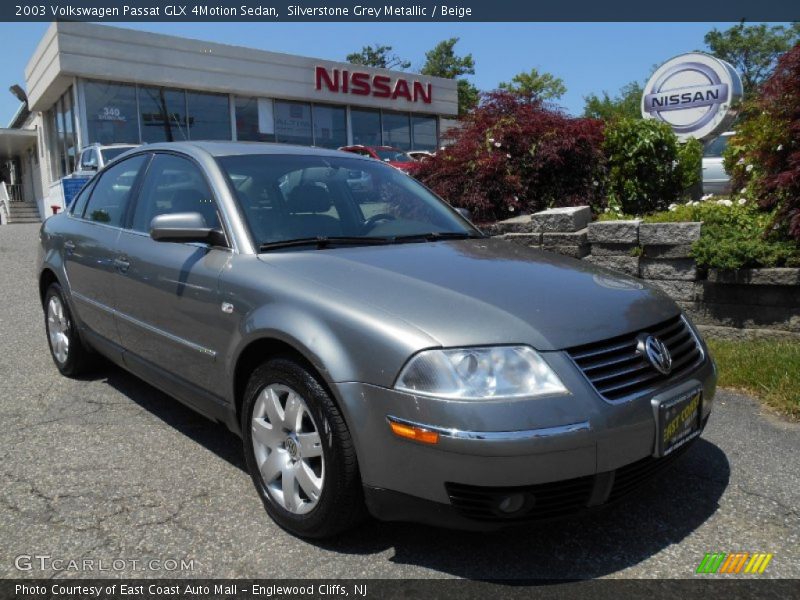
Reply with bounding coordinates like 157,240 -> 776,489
702,132 -> 735,195
74,143 -> 139,178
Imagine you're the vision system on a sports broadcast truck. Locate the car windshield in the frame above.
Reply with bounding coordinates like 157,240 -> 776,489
703,135 -> 730,158
375,149 -> 413,163
217,154 -> 477,249
100,147 -> 134,163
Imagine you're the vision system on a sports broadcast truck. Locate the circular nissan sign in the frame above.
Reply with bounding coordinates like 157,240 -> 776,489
642,52 -> 743,141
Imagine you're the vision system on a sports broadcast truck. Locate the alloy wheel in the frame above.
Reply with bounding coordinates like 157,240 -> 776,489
251,384 -> 325,514
47,295 -> 70,364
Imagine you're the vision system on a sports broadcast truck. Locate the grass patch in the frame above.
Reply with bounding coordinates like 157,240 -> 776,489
707,338 -> 800,419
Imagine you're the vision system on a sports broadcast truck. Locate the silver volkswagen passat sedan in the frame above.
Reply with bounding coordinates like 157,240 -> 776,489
37,142 -> 717,538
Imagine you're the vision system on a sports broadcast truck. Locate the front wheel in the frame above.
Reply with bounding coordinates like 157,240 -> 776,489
242,357 -> 364,538
43,283 -> 93,377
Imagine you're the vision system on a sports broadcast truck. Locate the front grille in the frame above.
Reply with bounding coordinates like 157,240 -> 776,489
446,475 -> 594,522
566,315 -> 704,401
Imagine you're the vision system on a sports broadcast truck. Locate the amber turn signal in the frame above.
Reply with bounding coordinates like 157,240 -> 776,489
389,420 -> 439,444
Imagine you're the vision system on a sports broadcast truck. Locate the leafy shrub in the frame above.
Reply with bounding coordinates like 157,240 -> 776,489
725,43 -> 800,241
643,199 -> 800,269
604,118 -> 696,215
415,91 -> 606,222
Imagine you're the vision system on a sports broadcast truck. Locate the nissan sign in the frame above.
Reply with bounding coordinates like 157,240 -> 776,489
642,52 -> 742,141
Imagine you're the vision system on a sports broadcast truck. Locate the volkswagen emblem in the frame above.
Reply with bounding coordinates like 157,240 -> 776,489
638,335 -> 673,375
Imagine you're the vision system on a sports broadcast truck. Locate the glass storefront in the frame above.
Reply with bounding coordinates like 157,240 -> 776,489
46,87 -> 79,179
77,78 -> 440,157
83,81 -> 139,144
312,104 -> 347,148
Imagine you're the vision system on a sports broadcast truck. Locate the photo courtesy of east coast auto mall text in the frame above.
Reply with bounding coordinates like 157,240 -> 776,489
0,0 -> 797,599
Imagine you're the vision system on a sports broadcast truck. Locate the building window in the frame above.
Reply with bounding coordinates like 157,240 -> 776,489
274,101 -> 312,146
351,109 -> 381,146
186,91 -> 231,140
382,111 -> 411,150
235,96 -> 275,142
83,81 -> 139,145
138,86 -> 189,143
412,115 -> 438,151
312,104 -> 347,148
47,87 -> 79,179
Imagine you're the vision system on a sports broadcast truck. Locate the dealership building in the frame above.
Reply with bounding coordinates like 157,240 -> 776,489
0,22 -> 458,222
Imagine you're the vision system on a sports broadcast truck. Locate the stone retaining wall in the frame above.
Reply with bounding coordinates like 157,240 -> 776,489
489,207 -> 800,340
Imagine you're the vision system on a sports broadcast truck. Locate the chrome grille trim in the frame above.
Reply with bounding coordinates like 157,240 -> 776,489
566,315 -> 705,402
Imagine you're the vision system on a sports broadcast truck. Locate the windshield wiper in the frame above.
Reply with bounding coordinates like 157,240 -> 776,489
259,236 -> 392,251
391,231 -> 485,243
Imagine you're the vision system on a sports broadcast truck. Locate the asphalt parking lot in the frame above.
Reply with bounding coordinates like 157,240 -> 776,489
0,222 -> 798,579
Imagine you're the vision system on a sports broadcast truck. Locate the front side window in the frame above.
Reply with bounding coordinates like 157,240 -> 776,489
218,154 -> 475,247
130,153 -> 220,233
80,149 -> 98,170
82,154 -> 148,226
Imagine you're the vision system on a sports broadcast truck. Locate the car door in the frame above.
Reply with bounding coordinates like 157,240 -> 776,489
702,134 -> 731,194
62,154 -> 149,346
113,152 -> 232,400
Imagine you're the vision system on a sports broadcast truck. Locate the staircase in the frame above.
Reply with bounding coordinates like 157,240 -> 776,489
7,201 -> 42,224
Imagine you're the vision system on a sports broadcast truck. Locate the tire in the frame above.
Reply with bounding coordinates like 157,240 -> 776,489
43,283 -> 92,377
242,357 -> 365,538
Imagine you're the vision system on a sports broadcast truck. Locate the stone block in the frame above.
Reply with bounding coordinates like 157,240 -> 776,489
638,222 -> 702,245
677,301 -> 800,332
542,228 -> 588,247
645,279 -> 701,302
545,244 -> 590,259
530,206 -> 591,233
701,282 -> 800,308
697,325 -> 800,342
587,220 -> 640,243
500,233 -> 543,247
707,268 -> 800,286
492,214 -> 535,234
590,243 -> 639,256
642,244 -> 694,259
640,258 -> 698,281
583,255 -> 640,277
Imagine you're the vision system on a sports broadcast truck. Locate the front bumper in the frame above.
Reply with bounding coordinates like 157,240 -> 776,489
334,353 -> 717,527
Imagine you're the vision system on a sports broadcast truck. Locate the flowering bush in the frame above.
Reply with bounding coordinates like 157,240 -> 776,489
645,199 -> 799,269
415,91 -> 606,222
603,118 -> 699,216
725,43 -> 800,241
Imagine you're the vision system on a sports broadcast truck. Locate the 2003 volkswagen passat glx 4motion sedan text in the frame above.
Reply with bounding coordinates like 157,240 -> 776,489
37,142 -> 717,538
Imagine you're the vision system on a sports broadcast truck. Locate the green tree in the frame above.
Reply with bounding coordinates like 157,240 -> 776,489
583,81 -> 644,121
704,21 -> 800,99
421,37 -> 477,116
345,44 -> 410,70
498,68 -> 566,101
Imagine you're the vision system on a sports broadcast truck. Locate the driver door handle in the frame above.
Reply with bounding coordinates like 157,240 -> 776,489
64,240 -> 76,254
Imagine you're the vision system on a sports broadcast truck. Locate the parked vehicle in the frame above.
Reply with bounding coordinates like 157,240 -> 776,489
74,143 -> 139,178
408,150 -> 435,161
702,132 -> 735,195
338,144 -> 420,174
38,142 -> 717,538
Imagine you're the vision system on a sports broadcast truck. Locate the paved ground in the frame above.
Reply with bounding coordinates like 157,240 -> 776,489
0,223 -> 798,580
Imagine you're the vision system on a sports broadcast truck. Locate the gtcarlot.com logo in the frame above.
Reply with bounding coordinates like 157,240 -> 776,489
696,552 -> 773,574
14,554 -> 195,572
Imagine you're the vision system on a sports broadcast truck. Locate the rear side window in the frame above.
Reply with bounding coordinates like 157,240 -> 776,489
82,154 -> 148,226
130,153 -> 220,233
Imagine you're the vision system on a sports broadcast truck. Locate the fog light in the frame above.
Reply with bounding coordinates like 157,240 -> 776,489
497,493 -> 527,514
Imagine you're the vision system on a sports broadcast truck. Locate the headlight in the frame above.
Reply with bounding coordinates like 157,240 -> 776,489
394,346 -> 568,400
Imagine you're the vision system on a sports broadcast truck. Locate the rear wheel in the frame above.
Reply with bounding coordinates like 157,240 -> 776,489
43,283 -> 92,377
242,357 -> 364,538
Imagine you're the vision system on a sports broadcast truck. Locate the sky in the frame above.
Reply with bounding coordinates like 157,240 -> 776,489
0,21 -> 752,124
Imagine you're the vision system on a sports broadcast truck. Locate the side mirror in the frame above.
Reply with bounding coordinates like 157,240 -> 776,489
150,212 -> 226,246
455,207 -> 472,221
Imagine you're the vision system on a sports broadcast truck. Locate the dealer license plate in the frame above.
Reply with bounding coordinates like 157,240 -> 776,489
654,386 -> 702,457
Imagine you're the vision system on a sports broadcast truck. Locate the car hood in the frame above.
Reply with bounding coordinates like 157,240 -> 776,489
259,238 -> 679,351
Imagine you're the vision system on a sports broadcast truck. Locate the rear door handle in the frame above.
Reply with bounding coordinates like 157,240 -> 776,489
64,240 -> 76,254
114,257 -> 130,273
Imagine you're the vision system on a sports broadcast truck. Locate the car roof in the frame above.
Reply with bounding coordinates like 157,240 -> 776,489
142,141 -> 365,159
